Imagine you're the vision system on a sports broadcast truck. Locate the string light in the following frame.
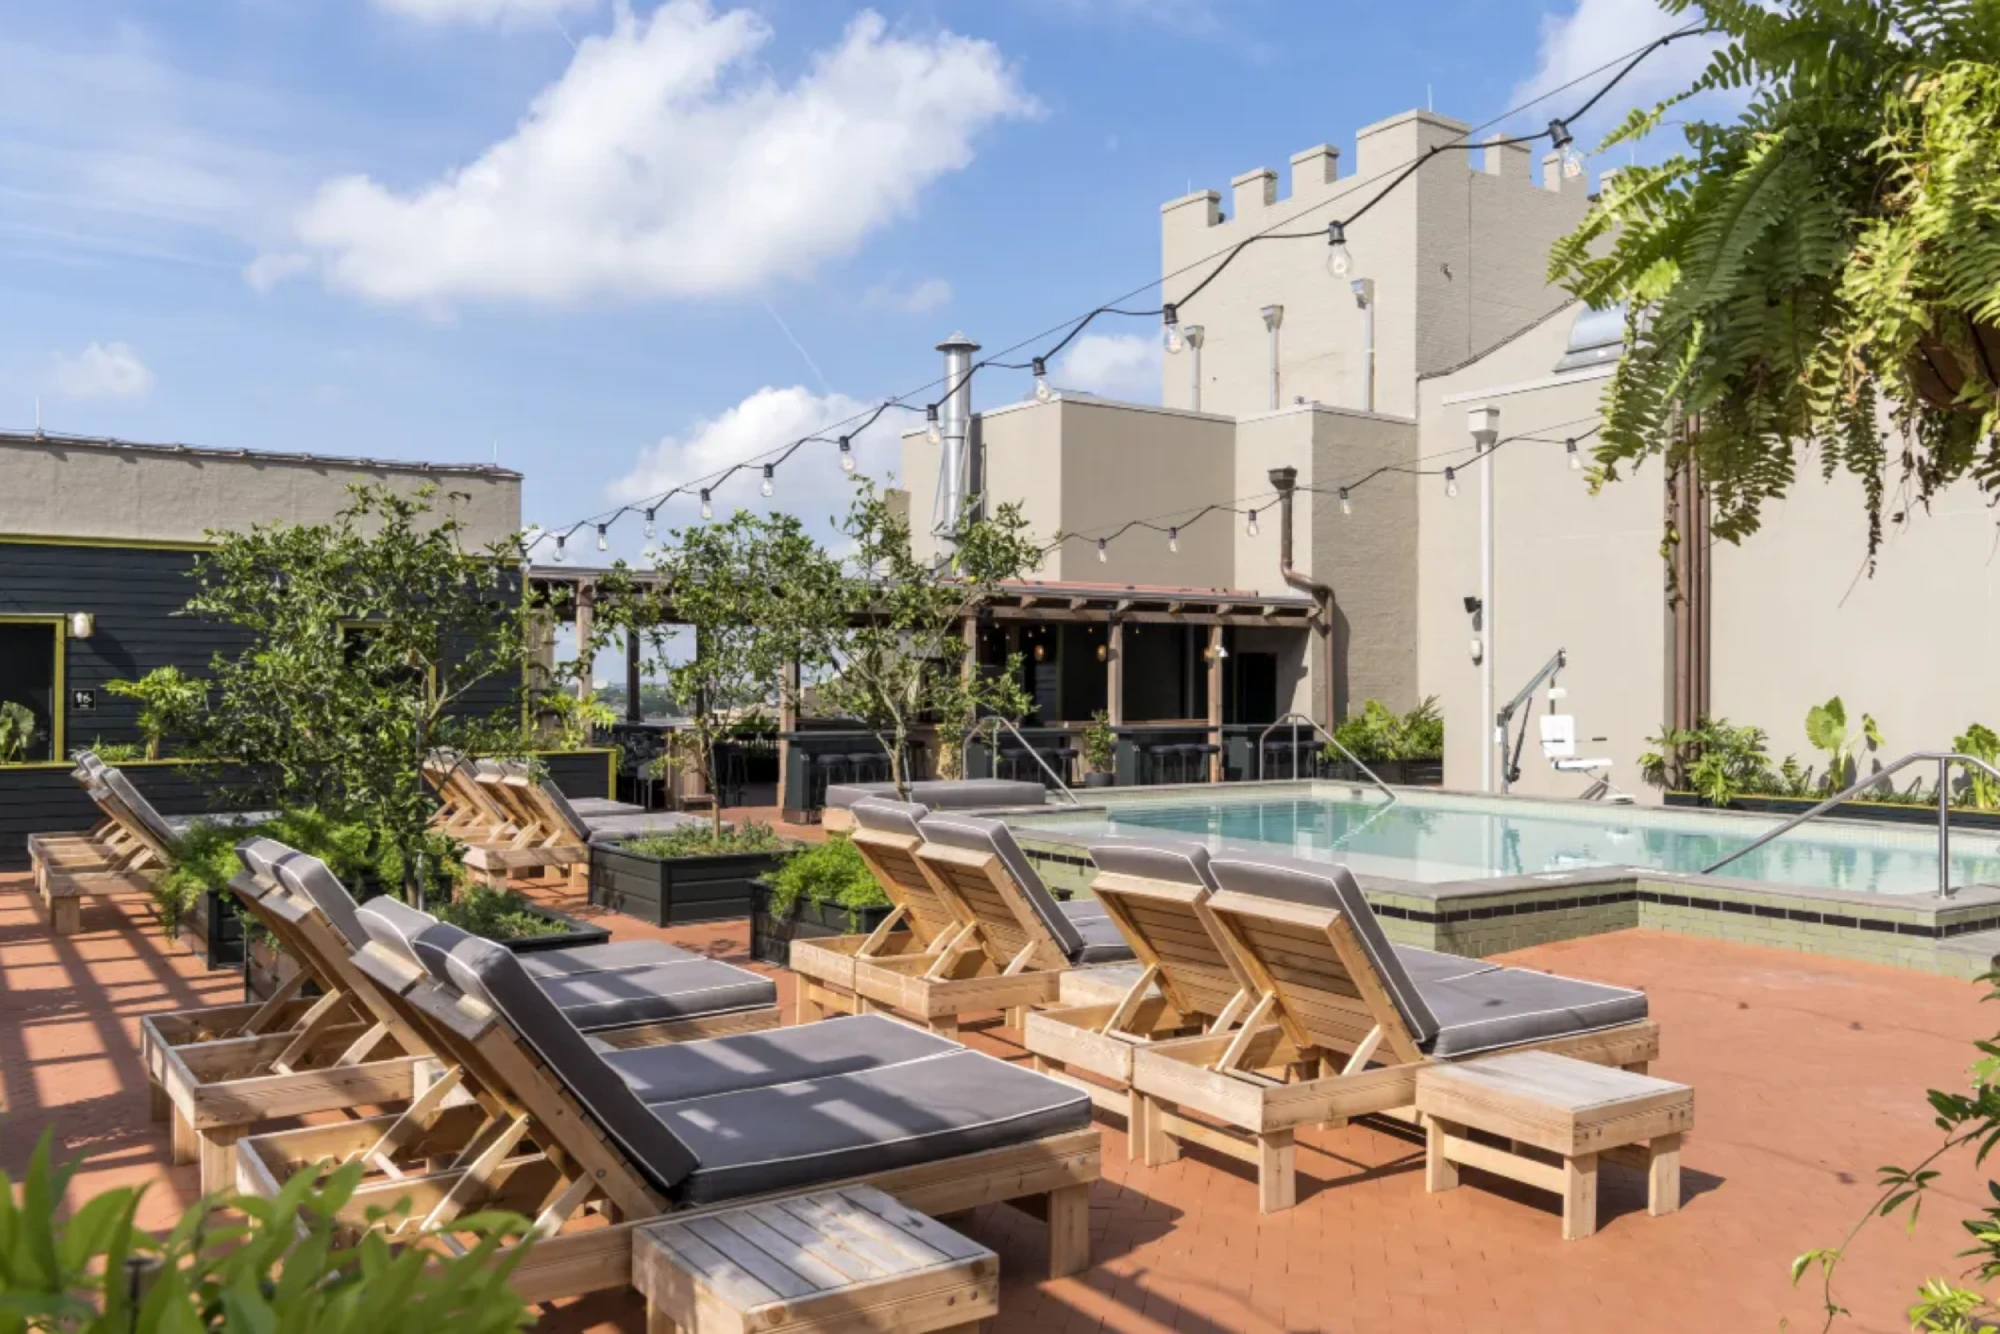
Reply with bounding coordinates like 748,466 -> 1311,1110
1444,466 -> 1459,498
1325,222 -> 1353,278
644,507 -> 657,539
760,464 -> 775,498
1566,436 -> 1582,470
699,489 -> 712,520
1549,118 -> 1585,179
925,404 -> 943,446
596,524 -> 608,552
1162,303 -> 1185,355
554,534 -> 567,563
1339,486 -> 1352,515
1168,526 -> 1179,553
1033,357 -> 1052,403
839,435 -> 855,472
1096,538 -> 1108,563
1246,509 -> 1260,537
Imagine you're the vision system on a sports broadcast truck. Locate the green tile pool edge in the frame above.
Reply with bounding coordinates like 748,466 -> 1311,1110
1012,831 -> 2000,981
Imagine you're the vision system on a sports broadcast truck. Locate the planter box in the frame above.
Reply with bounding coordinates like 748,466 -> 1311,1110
180,886 -> 247,971
1326,758 -> 1442,786
750,881 -> 896,969
504,903 -> 613,953
590,843 -> 788,927
1664,790 -> 2000,831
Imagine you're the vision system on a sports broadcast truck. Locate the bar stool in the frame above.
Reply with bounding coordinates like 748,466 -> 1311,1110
1190,742 -> 1222,782
1046,743 -> 1078,786
1261,740 -> 1295,779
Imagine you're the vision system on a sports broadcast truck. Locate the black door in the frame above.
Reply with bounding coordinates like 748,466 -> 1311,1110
1234,652 -> 1278,726
0,621 -> 58,762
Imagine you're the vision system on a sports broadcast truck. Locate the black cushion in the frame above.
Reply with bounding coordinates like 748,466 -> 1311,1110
1421,967 -> 1648,1058
659,1047 -> 1091,1207
530,958 -> 777,1030
604,1014 -> 958,1104
517,940 -> 698,978
1209,854 -> 1438,1044
570,798 -> 646,819
1067,909 -> 1136,965
430,928 -> 702,1193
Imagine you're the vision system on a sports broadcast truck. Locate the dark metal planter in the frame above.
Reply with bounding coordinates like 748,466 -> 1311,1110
1664,790 -> 2000,831
749,880 -> 896,969
589,843 -> 790,926
181,886 -> 246,971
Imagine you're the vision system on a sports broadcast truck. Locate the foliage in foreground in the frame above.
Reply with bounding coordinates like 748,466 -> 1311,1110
618,820 -> 787,860
0,702 -> 38,766
1327,697 -> 1445,765
1792,970 -> 2000,1331
0,1130 -> 531,1333
762,836 -> 888,926
428,883 -> 555,942
1552,0 -> 2000,567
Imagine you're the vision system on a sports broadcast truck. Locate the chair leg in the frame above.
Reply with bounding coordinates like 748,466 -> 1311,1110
200,1127 -> 242,1197
49,895 -> 80,936
1141,1096 -> 1181,1167
1257,1130 -> 1297,1214
1647,1133 -> 1683,1217
1045,1183 -> 1091,1279
1562,1151 -> 1600,1240
1126,1087 -> 1146,1162
170,1105 -> 198,1166
149,1079 -> 171,1123
1425,1116 -> 1460,1192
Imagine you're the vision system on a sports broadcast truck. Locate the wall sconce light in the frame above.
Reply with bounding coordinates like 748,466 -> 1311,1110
67,612 -> 95,639
1033,642 -> 1046,662
1096,644 -> 1108,663
1203,644 -> 1230,663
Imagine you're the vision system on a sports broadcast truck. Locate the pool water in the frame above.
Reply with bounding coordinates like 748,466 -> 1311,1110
1016,790 -> 2000,897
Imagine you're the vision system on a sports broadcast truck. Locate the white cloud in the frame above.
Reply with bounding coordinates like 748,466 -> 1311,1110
50,342 -> 154,399
862,276 -> 952,315
373,0 -> 597,26
1510,0 -> 1727,144
243,251 -> 310,292
269,3 -> 1034,308
1056,333 -> 1161,403
610,386 -> 888,529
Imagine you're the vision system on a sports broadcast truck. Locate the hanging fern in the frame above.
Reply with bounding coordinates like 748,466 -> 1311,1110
1551,0 -> 2000,565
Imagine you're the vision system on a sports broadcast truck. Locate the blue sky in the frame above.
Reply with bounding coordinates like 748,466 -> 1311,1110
0,0 -> 1716,564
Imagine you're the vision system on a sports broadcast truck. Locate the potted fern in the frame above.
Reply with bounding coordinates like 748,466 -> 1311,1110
1081,710 -> 1117,788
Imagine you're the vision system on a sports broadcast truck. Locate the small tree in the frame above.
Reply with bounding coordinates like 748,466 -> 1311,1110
181,484 -> 534,903
104,666 -> 206,760
599,511 -> 840,837
816,481 -> 1040,800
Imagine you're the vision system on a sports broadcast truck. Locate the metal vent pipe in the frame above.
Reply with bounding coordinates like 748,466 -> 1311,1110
934,332 -> 980,543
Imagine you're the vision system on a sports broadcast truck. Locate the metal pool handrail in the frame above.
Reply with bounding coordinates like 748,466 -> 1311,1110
1702,750 -> 2000,898
964,715 -> 1082,806
1256,712 -> 1397,804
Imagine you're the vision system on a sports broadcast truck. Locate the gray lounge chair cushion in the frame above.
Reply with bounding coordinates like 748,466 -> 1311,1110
429,929 -> 701,1192
530,959 -> 777,1030
604,1014 -> 958,1104
1394,945 -> 1499,988
517,939 -> 699,978
357,895 -> 438,967
96,769 -> 179,849
849,799 -> 930,839
537,780 -> 593,841
164,811 -> 277,838
1421,967 -> 1648,1058
660,1047 -> 1091,1206
270,849 -> 372,951
826,780 -> 1048,811
587,812 -> 717,842
570,798 -> 646,819
1209,854 -> 1438,1044
1063,901 -> 1134,965
920,814 -> 1093,963
1087,837 -> 1219,891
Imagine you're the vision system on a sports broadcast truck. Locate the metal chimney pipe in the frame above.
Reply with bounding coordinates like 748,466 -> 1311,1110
934,332 -> 980,542
1268,465 -> 1336,729
1261,305 -> 1284,410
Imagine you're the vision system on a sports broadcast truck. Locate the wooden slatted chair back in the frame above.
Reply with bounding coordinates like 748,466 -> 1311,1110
1090,873 -> 1248,1024
1198,889 -> 1425,1068
848,804 -> 959,950
476,768 -> 580,851
425,754 -> 516,838
913,841 -> 1070,974
85,777 -> 177,870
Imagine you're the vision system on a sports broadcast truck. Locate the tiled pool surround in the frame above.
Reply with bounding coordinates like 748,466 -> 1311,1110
1006,782 -> 2000,978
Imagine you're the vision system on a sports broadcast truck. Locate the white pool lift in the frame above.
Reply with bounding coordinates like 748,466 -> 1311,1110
1539,688 -> 1633,803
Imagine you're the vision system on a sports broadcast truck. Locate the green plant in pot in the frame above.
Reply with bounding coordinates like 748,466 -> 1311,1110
762,837 -> 888,930
0,700 -> 39,765
1954,723 -> 2000,810
1081,710 -> 1117,788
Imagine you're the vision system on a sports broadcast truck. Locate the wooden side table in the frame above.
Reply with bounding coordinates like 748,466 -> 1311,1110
1415,1049 -> 1694,1240
635,1185 -> 999,1334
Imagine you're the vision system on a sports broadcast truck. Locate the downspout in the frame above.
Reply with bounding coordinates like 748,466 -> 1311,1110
1268,466 -> 1336,729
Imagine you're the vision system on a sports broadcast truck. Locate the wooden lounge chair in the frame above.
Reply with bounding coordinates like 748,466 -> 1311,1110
447,759 -> 709,887
146,838 -> 781,1192
1022,838 -> 1259,1151
1128,853 -> 1660,1213
789,800 -> 963,1024
844,814 -> 1134,1037
234,900 -> 1102,1307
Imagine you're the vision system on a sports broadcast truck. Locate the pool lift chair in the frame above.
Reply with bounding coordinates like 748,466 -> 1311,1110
1499,649 -> 1633,804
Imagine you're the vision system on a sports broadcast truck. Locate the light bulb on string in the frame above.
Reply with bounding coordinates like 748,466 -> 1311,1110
1566,437 -> 1583,471
1325,221 -> 1353,278
761,464 -> 775,498
699,489 -> 712,520
1549,118 -> 1585,180
1033,357 -> 1052,403
1444,467 -> 1459,498
596,524 -> 608,552
1246,509 -> 1260,537
644,508 -> 656,540
1162,303 -> 1185,355
1096,538 -> 1108,564
925,404 -> 943,446
839,436 -> 855,472
554,534 -> 567,564
1339,487 -> 1352,516
1167,526 -> 1179,554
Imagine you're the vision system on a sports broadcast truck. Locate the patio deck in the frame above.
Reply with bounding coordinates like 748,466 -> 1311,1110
2,844 -> 1990,1332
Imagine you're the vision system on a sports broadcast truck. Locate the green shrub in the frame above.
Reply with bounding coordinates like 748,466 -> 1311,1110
763,837 -> 888,927
1325,697 -> 1444,764
1082,710 -> 1117,774
69,739 -> 145,764
429,884 -> 551,941
619,820 -> 787,859
0,701 -> 37,765
0,1127 -> 532,1332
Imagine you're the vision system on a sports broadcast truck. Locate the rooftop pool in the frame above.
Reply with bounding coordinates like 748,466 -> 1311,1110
1012,787 -> 2000,897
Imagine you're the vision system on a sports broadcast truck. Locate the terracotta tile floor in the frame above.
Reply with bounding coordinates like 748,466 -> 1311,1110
3,859 -> 1991,1333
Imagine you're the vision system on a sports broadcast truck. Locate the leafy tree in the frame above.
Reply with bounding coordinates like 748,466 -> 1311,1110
595,510 -> 840,837
814,480 -> 1039,799
104,666 -> 206,760
1551,0 -> 2000,564
180,484 -> 535,903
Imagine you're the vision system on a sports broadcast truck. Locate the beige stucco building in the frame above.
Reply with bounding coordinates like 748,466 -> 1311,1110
902,103 -> 1995,800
